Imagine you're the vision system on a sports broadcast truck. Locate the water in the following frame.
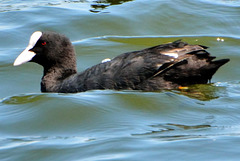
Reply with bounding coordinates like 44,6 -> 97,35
0,0 -> 240,160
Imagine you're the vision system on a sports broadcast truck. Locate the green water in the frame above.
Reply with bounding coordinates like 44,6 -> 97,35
0,0 -> 240,160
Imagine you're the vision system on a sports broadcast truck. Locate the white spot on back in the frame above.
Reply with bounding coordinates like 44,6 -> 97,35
163,53 -> 178,58
101,58 -> 111,63
156,64 -> 162,69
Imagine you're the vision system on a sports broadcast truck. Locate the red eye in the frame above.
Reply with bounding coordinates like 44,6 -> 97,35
42,42 -> 46,46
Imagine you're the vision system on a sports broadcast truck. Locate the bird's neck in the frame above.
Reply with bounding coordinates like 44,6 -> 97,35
41,65 -> 77,92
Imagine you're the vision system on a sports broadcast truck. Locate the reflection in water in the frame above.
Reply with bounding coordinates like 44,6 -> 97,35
133,123 -> 212,141
0,0 -> 133,13
1,94 -> 45,105
174,84 -> 227,101
1,84 -> 227,105
90,0 -> 134,13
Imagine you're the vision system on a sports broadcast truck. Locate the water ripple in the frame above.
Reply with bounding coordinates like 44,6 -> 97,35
133,122 -> 240,142
0,135 -> 96,150
1,93 -> 45,105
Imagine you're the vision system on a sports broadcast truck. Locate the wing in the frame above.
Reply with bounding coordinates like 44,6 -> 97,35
108,40 -> 207,83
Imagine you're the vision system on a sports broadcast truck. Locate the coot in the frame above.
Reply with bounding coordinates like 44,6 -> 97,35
14,31 -> 229,93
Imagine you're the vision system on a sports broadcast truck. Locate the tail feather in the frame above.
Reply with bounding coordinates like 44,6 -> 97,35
160,58 -> 229,86
205,58 -> 230,81
210,58 -> 230,67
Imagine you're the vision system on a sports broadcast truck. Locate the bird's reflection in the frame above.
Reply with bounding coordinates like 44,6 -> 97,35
173,84 -> 227,101
90,0 -> 134,13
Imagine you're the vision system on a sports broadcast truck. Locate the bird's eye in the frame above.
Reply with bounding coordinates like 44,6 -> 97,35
42,42 -> 47,46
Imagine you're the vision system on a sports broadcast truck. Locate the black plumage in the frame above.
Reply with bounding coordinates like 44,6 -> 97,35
14,31 -> 229,93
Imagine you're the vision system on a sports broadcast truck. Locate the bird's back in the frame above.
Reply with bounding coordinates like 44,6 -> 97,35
59,40 -> 229,92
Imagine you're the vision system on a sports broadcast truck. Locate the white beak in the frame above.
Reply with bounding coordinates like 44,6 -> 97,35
13,48 -> 36,66
13,31 -> 42,66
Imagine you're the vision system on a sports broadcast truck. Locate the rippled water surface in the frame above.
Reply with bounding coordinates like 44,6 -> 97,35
1,0 -> 240,160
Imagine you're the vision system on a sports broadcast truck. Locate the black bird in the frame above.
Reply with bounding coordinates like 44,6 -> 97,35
14,31 -> 229,93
